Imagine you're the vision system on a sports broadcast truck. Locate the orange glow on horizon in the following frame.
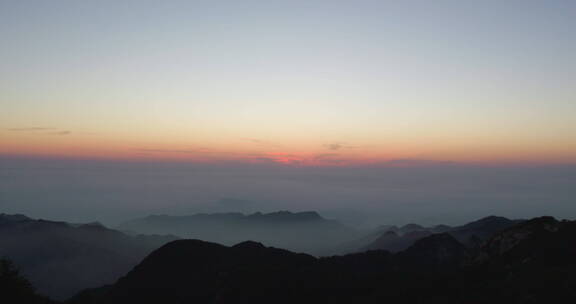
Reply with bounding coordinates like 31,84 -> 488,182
2,141 -> 575,168
2,127 -> 576,167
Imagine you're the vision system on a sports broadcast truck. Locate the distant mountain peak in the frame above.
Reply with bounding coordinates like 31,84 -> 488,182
246,210 -> 323,221
399,223 -> 425,234
78,221 -> 106,229
454,215 -> 518,233
232,241 -> 266,250
467,215 -> 511,225
0,213 -> 31,222
398,233 -> 469,269
477,215 -> 510,221
401,223 -> 424,230
477,216 -> 560,260
382,230 -> 399,237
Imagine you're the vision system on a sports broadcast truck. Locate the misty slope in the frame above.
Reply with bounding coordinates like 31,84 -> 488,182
71,216 -> 576,304
0,258 -> 54,304
118,211 -> 359,254
358,215 -> 521,253
0,214 -> 178,300
362,230 -> 433,252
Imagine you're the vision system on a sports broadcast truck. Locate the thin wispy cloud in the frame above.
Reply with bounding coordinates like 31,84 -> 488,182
135,148 -> 262,160
241,138 -> 281,147
8,127 -> 72,136
324,143 -> 343,151
323,142 -> 356,151
136,148 -> 209,154
48,131 -> 72,136
8,127 -> 58,131
314,153 -> 339,160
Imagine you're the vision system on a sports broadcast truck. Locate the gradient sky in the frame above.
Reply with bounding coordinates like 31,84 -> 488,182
1,0 -> 575,166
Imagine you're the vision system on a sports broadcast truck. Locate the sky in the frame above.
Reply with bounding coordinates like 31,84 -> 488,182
1,0 -> 575,166
1,1 -> 576,226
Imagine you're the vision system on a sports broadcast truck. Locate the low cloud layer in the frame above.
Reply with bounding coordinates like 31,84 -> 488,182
2,156 -> 575,228
137,148 -> 208,154
382,159 -> 456,167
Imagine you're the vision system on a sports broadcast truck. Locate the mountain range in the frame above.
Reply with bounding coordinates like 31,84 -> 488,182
358,215 -> 523,253
118,211 -> 359,254
68,216 -> 576,304
2,212 -> 575,303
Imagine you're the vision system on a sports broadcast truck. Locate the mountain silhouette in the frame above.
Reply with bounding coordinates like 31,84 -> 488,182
362,229 -> 433,252
395,233 -> 469,272
67,235 -> 473,303
0,214 -> 177,300
69,216 -> 576,304
448,215 -> 522,246
118,211 -> 359,254
360,215 -> 521,253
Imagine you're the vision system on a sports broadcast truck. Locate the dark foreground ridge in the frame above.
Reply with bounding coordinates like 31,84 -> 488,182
0,259 -> 54,304
68,216 -> 576,304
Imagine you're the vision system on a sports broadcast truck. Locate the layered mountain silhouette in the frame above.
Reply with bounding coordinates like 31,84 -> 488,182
68,236 -> 467,304
0,214 -> 177,300
70,216 -> 576,304
2,212 -> 575,303
359,215 -> 522,253
118,211 -> 359,254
